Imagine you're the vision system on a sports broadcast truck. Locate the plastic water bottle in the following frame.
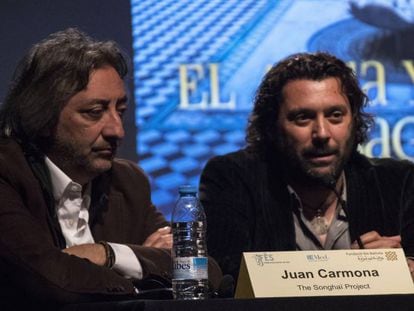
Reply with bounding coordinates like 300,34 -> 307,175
171,185 -> 208,300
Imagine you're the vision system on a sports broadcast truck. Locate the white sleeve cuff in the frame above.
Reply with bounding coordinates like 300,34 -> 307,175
108,242 -> 143,279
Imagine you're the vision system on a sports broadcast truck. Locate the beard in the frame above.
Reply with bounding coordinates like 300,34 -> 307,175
47,133 -> 118,180
275,130 -> 355,188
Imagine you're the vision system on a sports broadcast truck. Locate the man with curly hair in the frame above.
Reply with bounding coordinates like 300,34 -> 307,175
0,28 -> 221,308
199,52 -> 414,282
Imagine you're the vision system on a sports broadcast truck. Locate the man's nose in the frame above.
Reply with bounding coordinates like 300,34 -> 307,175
103,110 -> 125,139
312,117 -> 330,141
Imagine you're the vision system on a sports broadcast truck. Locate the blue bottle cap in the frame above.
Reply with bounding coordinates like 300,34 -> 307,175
178,185 -> 197,194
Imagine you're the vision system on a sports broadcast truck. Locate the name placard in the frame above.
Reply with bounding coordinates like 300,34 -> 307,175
235,249 -> 414,298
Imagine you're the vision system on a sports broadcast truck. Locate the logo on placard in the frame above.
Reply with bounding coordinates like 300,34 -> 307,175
385,251 -> 398,261
306,254 -> 329,262
253,253 -> 274,266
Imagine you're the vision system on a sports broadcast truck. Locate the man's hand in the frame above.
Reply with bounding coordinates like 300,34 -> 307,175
351,231 -> 401,249
143,226 -> 172,249
62,243 -> 107,266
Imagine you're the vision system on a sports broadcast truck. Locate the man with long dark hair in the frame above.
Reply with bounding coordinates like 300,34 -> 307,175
200,52 -> 414,281
0,28 -> 220,307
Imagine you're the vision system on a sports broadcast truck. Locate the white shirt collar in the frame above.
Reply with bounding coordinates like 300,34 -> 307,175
44,157 -> 92,201
44,157 -> 74,201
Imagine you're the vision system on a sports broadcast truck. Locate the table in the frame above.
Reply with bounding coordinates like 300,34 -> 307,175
62,294 -> 414,311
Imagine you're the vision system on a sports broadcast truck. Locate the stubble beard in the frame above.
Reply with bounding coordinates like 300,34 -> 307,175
276,132 -> 355,187
48,135 -> 115,180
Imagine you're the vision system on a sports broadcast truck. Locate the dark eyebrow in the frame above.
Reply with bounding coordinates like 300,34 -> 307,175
325,104 -> 348,114
117,95 -> 128,105
286,108 -> 314,120
82,95 -> 128,107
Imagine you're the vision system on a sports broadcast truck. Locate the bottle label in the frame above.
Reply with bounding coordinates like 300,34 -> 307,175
173,257 -> 208,280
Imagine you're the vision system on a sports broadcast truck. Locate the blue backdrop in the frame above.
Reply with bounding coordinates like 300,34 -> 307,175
131,0 -> 414,218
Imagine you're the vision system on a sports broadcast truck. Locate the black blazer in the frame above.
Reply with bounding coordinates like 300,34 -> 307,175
199,149 -> 414,280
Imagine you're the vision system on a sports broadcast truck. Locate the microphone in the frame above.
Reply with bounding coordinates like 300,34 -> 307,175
212,275 -> 235,298
133,275 -> 173,299
134,274 -> 235,299
134,287 -> 173,299
324,176 -> 365,249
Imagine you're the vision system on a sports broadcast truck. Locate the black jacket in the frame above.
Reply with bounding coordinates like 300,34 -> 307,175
200,149 -> 414,280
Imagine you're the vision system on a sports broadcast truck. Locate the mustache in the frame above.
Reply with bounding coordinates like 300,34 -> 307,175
92,141 -> 119,152
302,146 -> 339,157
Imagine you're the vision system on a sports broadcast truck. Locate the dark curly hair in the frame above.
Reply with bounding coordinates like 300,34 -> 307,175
246,52 -> 373,155
0,28 -> 128,150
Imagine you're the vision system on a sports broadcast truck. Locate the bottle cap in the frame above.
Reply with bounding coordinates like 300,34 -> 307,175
178,185 -> 197,194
